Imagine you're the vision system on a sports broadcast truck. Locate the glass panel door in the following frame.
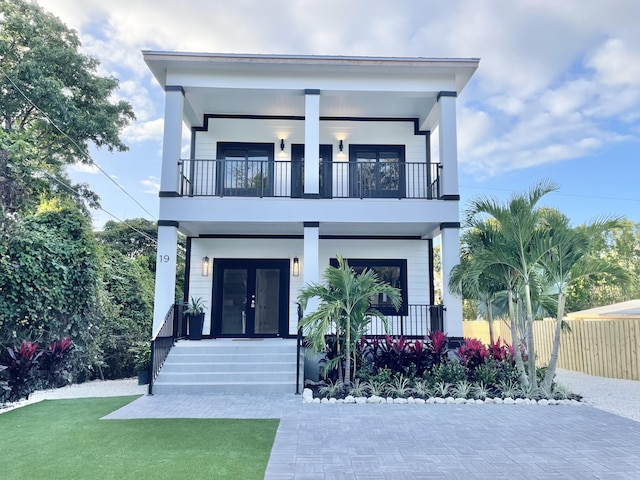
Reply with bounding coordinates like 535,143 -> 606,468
213,259 -> 289,337
220,269 -> 248,335
254,268 -> 280,334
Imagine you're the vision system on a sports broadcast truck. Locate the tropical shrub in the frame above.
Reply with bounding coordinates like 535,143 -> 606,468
457,338 -> 489,370
38,337 -> 74,388
1,341 -> 42,401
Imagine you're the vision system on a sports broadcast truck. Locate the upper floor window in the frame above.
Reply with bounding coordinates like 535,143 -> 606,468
216,142 -> 274,197
349,145 -> 406,198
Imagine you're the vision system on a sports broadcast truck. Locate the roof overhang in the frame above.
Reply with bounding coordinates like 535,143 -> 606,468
143,52 -> 480,127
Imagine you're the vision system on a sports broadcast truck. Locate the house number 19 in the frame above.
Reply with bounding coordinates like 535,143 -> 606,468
158,254 -> 170,262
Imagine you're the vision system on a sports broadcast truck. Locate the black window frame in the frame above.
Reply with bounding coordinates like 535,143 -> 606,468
329,258 -> 408,315
215,142 -> 275,197
348,144 -> 406,198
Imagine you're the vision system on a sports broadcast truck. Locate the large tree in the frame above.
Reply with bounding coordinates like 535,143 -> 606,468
0,0 -> 134,215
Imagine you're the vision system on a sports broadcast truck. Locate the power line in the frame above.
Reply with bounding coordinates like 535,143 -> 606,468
2,71 -> 158,220
44,171 -> 186,259
459,184 -> 640,204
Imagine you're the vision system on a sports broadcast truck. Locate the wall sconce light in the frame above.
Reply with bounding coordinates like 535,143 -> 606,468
280,139 -> 285,152
202,256 -> 210,277
339,140 -> 343,152
292,257 -> 300,277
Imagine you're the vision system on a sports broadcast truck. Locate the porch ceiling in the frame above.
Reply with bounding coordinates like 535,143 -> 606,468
179,220 -> 443,239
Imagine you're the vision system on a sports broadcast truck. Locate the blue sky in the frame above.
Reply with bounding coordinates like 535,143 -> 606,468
36,0 -> 640,228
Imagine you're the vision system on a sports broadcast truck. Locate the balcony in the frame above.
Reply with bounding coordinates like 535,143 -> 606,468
179,159 -> 441,199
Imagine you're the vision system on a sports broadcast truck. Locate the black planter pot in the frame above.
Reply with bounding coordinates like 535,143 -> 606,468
188,313 -> 205,340
137,370 -> 151,385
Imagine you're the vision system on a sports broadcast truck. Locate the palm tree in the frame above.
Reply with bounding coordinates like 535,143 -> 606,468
297,255 -> 401,384
464,180 -> 560,387
538,210 -> 630,390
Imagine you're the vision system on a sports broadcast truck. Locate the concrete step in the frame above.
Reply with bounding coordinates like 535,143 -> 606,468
161,361 -> 296,373
151,381 -> 296,395
155,371 -> 296,383
152,338 -> 302,395
167,353 -> 295,364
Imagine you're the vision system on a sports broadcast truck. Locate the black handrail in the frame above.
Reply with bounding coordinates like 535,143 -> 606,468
365,304 -> 445,338
148,304 -> 177,395
296,302 -> 303,395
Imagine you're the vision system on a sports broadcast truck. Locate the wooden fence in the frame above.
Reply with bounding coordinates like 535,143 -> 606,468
462,318 -> 640,381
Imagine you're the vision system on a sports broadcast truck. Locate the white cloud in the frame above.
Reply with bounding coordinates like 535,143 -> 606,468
68,162 -> 99,174
35,0 -> 640,180
122,118 -> 164,144
140,176 -> 160,194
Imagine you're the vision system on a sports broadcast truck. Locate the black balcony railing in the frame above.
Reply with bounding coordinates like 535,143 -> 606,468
178,159 -> 441,199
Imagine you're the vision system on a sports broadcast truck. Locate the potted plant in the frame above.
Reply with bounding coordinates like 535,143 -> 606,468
186,296 -> 206,340
130,342 -> 151,385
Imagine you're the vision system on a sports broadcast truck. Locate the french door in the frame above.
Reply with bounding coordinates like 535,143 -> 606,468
291,144 -> 333,198
212,259 -> 290,337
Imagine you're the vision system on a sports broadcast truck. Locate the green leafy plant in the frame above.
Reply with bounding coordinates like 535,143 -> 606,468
386,375 -> 413,398
432,361 -> 467,385
472,381 -> 490,400
413,379 -> 431,398
318,379 -> 346,399
185,296 -> 206,315
452,380 -> 473,399
129,341 -> 151,372
433,381 -> 452,398
349,379 -> 367,397
497,379 -> 519,398
363,379 -> 386,397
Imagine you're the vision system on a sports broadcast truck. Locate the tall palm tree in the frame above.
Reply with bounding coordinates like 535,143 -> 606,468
538,210 -> 630,390
465,180 -> 560,387
297,255 -> 401,384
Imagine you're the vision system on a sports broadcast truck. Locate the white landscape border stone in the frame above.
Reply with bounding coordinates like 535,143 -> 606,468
301,388 -> 584,406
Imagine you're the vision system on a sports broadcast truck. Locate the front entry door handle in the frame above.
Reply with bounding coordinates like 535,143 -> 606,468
250,294 -> 256,309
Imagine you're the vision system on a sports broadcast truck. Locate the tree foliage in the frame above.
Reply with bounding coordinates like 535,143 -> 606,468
451,182 -> 633,389
0,0 -> 135,214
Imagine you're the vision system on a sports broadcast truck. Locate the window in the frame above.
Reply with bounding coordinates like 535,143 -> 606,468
329,258 -> 408,315
216,143 -> 274,196
349,145 -> 405,198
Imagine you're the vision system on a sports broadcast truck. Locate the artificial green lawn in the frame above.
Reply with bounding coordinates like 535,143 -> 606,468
0,396 -> 279,479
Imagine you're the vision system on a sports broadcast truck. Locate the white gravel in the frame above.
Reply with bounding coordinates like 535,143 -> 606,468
2,370 -> 639,423
554,369 -> 640,423
0,378 -> 147,414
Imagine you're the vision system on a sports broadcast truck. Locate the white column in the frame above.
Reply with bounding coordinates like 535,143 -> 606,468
437,93 -> 459,197
152,224 -> 179,336
440,226 -> 463,338
160,87 -> 184,193
304,90 -> 320,195
303,222 -> 320,314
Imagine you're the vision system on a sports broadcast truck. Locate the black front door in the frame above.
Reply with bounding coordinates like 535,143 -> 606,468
212,259 -> 290,337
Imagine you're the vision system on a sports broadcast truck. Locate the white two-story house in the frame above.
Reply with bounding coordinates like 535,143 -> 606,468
144,52 -> 479,394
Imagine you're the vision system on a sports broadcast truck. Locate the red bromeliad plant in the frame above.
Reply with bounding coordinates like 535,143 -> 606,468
1,341 -> 42,401
39,338 -> 74,388
425,330 -> 449,367
487,337 -> 514,362
457,338 -> 489,371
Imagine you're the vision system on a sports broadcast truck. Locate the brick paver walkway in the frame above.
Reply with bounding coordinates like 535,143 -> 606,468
104,394 -> 640,479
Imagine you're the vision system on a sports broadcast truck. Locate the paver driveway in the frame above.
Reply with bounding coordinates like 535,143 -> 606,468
105,394 -> 640,479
